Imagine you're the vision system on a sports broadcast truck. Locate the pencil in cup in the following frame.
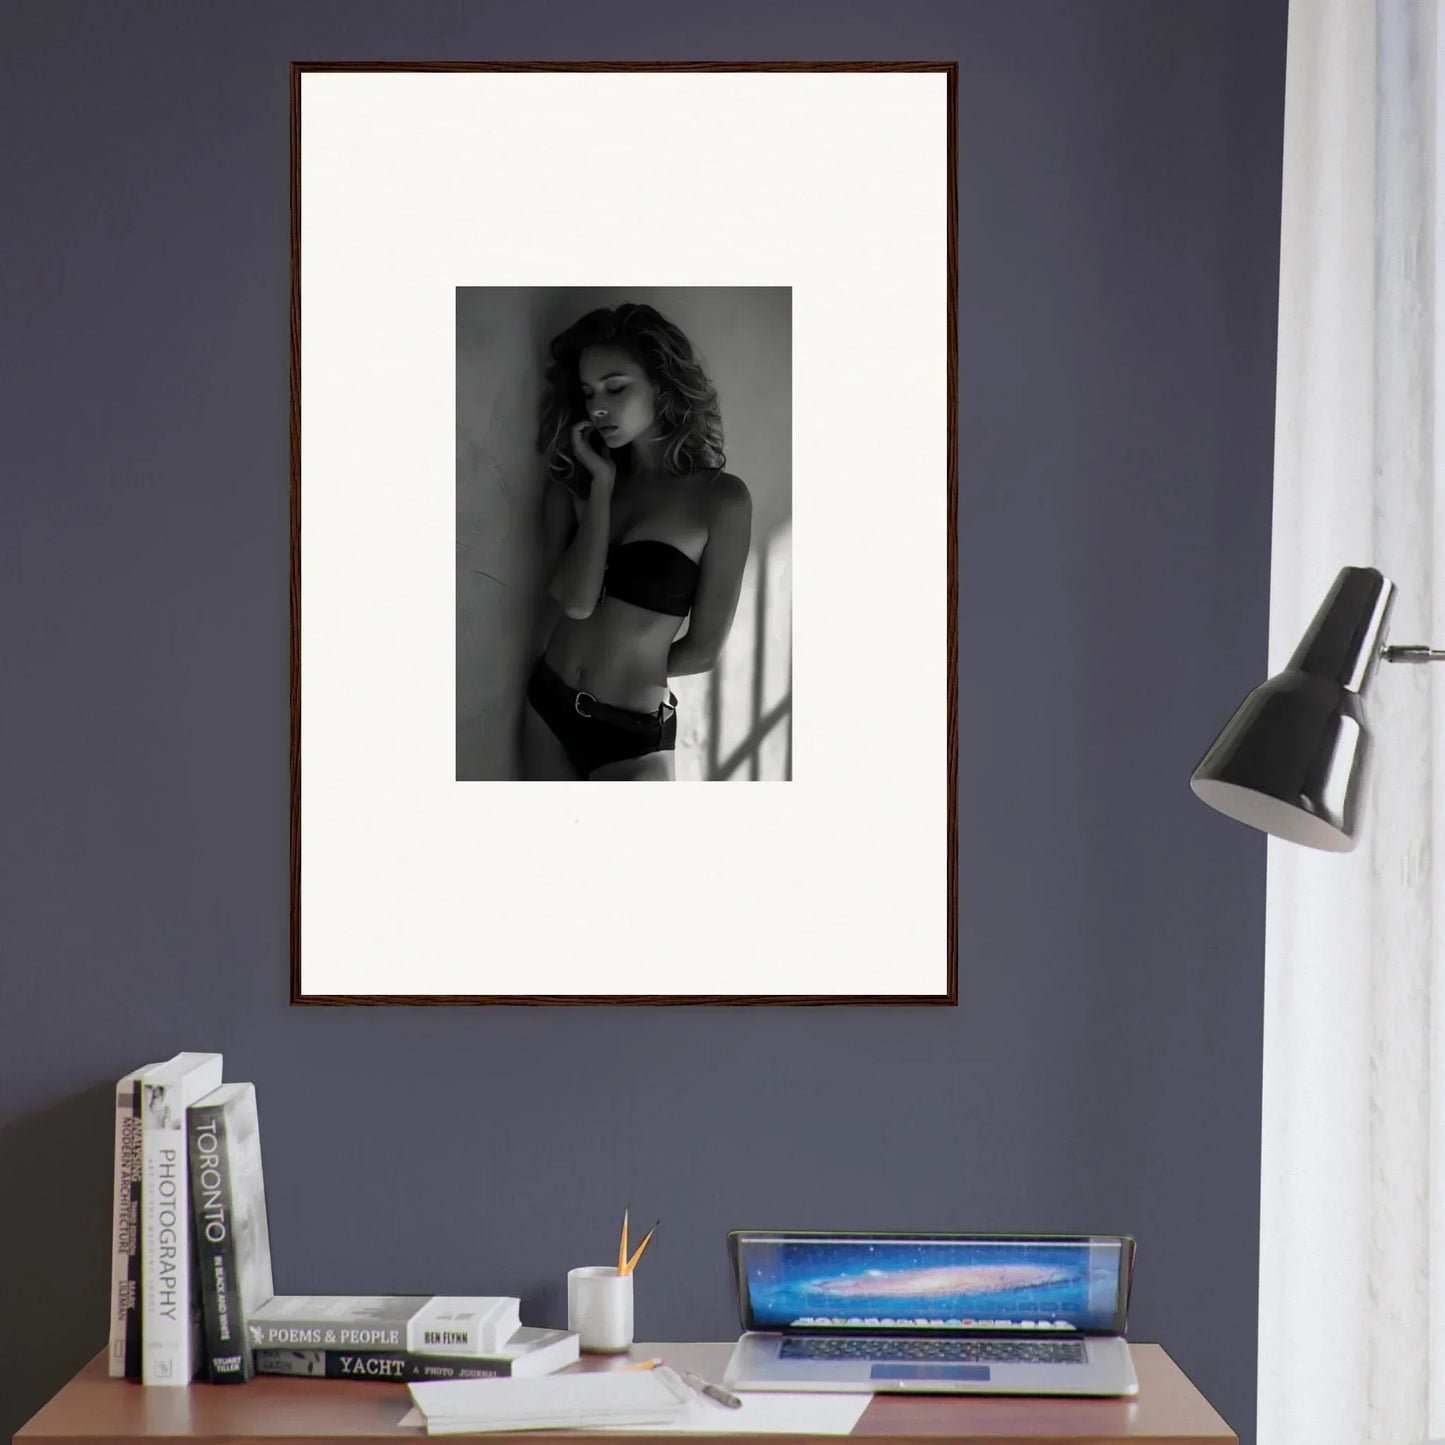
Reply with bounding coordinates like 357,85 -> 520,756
621,1220 -> 657,1275
567,1266 -> 634,1353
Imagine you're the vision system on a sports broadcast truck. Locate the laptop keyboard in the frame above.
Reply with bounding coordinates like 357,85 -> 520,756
780,1336 -> 1088,1366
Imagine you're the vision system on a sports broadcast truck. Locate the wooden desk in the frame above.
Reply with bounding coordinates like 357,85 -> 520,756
14,1342 -> 1236,1445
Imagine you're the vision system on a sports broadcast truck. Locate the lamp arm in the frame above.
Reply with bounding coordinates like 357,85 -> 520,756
1382,645 -> 1445,663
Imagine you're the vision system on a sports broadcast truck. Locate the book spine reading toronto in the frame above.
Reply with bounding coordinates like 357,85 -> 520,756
141,1053 -> 223,1386
255,1348 -> 523,1382
188,1084 -> 275,1383
108,1067 -> 153,1378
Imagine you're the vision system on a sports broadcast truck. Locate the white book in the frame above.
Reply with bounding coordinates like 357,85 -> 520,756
107,1061 -> 161,1377
249,1295 -> 521,1355
409,1363 -> 693,1434
140,1051 -> 223,1386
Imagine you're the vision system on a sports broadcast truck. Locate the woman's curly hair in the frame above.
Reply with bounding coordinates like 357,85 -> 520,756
536,302 -> 726,496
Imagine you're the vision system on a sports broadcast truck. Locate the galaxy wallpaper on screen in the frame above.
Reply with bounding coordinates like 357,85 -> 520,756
741,1238 -> 1124,1332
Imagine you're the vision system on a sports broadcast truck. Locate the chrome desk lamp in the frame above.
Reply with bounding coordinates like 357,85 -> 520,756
1190,565 -> 1445,851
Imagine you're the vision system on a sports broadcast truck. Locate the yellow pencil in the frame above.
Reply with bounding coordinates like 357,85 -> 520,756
618,1208 -> 630,1274
623,1220 -> 658,1275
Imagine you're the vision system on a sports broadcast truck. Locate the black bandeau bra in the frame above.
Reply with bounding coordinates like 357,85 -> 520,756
601,539 -> 699,617
585,465 -> 725,617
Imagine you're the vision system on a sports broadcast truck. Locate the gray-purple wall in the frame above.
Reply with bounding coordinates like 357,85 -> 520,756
0,3 -> 1285,1441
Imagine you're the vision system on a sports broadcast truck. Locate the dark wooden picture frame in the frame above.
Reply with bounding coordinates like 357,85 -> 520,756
290,60 -> 958,1006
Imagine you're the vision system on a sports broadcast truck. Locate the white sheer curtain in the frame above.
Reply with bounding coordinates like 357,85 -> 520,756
1261,3 -> 1445,1443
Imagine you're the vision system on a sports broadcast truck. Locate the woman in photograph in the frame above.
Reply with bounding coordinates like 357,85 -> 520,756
523,302 -> 753,780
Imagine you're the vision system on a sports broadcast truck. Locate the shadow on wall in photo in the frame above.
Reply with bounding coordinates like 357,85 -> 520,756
705,526 -> 792,781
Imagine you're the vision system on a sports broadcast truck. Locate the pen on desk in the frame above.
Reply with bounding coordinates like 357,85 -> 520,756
680,1368 -> 743,1409
621,1219 -> 658,1275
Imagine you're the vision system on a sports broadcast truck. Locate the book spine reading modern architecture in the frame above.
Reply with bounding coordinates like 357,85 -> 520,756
188,1084 -> 274,1382
107,1068 -> 150,1378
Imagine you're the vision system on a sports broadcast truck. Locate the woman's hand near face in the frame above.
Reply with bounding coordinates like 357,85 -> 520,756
570,419 -> 616,495
548,423 -> 617,620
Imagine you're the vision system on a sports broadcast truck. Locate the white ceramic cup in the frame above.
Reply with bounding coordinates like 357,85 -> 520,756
567,1265 -> 634,1353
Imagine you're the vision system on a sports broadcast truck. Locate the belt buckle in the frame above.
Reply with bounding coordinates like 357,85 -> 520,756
574,691 -> 596,718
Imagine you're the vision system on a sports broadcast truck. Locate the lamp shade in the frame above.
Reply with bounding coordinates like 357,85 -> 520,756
1189,566 -> 1395,852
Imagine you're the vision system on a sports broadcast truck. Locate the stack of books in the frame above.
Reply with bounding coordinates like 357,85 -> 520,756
248,1301 -> 578,1382
108,1052 -> 577,1387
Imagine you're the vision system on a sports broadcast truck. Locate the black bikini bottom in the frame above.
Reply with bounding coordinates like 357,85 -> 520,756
526,655 -> 677,778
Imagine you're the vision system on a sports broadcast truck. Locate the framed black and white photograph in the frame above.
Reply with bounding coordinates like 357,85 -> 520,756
456,285 -> 792,784
291,62 -> 957,1004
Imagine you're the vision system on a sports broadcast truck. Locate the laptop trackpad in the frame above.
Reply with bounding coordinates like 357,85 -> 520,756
871,1364 -> 991,1382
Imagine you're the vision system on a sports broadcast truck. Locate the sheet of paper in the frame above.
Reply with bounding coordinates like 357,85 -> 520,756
596,1391 -> 872,1434
398,1392 -> 871,1434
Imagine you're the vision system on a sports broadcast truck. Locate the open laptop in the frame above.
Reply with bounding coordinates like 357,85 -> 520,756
722,1230 -> 1138,1397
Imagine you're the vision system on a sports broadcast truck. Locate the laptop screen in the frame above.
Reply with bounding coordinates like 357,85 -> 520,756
730,1232 -> 1134,1336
